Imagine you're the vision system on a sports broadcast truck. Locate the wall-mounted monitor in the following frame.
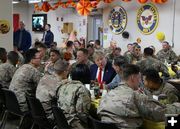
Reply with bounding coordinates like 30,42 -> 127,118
32,14 -> 47,32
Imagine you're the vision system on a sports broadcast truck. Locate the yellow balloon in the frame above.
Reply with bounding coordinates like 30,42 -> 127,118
156,32 -> 165,42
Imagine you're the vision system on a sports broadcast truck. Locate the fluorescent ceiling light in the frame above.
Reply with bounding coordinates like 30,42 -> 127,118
28,0 -> 41,4
12,1 -> 19,4
28,0 -> 51,4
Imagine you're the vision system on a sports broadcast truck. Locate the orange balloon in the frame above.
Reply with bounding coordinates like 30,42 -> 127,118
76,0 -> 92,16
138,0 -> 148,4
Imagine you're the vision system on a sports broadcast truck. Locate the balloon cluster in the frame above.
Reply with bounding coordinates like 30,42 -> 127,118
137,0 -> 168,4
34,0 -> 168,15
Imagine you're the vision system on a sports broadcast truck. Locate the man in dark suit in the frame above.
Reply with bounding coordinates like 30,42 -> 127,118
90,50 -> 116,89
42,24 -> 54,48
13,21 -> 32,53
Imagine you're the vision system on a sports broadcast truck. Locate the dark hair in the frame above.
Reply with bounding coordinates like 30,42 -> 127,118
51,42 -> 57,46
50,49 -> 60,56
87,44 -> 94,49
122,64 -> 140,80
66,41 -> 74,47
114,47 -> 121,52
163,41 -> 169,45
71,64 -> 91,84
127,43 -> 132,47
95,40 -> 100,45
78,48 -> 88,55
113,56 -> 128,68
37,42 -> 47,49
8,51 -> 19,66
47,24 -> 51,28
24,48 -> 39,64
0,47 -> 7,63
144,47 -> 153,56
34,41 -> 42,48
142,69 -> 162,84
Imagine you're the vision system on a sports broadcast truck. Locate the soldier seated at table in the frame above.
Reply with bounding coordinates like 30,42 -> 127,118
97,64 -> 180,129
136,47 -> 169,78
36,59 -> 69,119
56,64 -> 91,129
142,68 -> 180,105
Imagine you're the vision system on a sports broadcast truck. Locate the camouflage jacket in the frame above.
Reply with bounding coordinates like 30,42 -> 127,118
9,64 -> 41,112
143,82 -> 180,104
124,53 -> 142,64
71,60 -> 93,70
97,83 -> 179,129
56,80 -> 91,129
0,62 -> 17,88
136,56 -> 169,76
156,49 -> 177,63
36,74 -> 62,119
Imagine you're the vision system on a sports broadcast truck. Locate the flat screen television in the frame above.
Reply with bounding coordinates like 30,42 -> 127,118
32,14 -> 47,32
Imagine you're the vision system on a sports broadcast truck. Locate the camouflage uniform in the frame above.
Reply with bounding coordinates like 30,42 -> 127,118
56,80 -> 91,129
97,83 -> 180,129
88,55 -> 94,63
36,74 -> 62,119
143,82 -> 180,104
0,62 -> 17,88
9,64 -> 41,112
71,60 -> 93,70
106,53 -> 115,64
94,47 -> 104,53
124,53 -> 142,64
136,56 -> 169,76
104,48 -> 113,56
156,49 -> 177,63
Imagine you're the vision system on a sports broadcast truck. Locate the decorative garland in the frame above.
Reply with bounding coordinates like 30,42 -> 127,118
34,0 -> 168,15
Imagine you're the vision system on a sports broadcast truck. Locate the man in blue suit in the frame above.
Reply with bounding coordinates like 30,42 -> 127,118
42,24 -> 54,48
13,21 -> 32,53
90,50 -> 116,89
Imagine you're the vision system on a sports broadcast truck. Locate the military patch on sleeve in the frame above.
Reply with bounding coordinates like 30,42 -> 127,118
137,3 -> 159,35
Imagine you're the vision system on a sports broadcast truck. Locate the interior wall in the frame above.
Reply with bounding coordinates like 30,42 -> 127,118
0,0 -> 13,51
14,3 -> 87,47
12,0 -> 180,55
103,0 -> 180,55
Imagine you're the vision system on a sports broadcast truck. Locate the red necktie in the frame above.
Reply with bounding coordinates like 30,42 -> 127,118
97,68 -> 103,89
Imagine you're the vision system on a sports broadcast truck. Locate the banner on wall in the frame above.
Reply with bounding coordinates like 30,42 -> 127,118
108,6 -> 127,35
137,3 -> 159,35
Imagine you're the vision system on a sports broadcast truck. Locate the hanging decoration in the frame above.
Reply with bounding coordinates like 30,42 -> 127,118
76,0 -> 93,16
151,0 -> 168,4
156,32 -> 165,42
136,37 -> 142,43
137,3 -> 159,35
33,0 -> 168,15
122,31 -> 130,39
0,20 -> 10,34
137,0 -> 148,4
